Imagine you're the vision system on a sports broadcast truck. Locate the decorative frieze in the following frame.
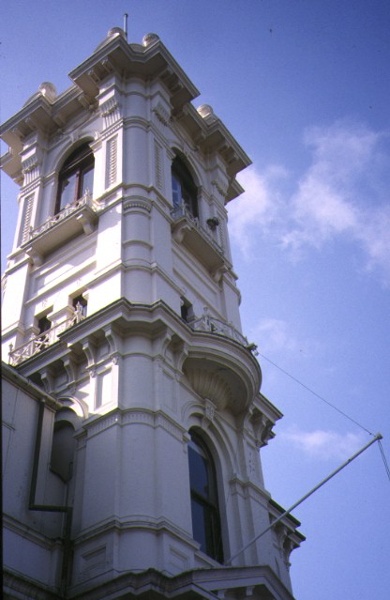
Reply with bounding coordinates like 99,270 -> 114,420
123,198 -> 152,213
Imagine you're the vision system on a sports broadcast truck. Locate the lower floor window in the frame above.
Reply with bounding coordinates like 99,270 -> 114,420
188,430 -> 224,562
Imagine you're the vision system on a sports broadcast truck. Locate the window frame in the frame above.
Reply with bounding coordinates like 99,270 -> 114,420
188,430 -> 224,563
171,156 -> 199,219
55,143 -> 94,214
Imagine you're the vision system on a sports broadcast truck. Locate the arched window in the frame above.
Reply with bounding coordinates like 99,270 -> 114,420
171,156 -> 198,218
56,143 -> 94,213
188,430 -> 224,562
50,421 -> 76,482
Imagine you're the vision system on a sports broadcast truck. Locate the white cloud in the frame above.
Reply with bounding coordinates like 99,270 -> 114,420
228,165 -> 287,255
232,120 -> 390,284
280,428 -> 365,460
250,318 -> 299,354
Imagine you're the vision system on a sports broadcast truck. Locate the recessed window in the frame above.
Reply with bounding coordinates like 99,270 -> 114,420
35,314 -> 51,351
171,156 -> 198,218
56,143 -> 94,213
51,421 -> 75,482
72,295 -> 87,321
180,297 -> 194,323
188,431 -> 224,562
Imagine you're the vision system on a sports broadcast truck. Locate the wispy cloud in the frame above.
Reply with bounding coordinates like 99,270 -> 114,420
250,318 -> 300,354
280,427 -> 365,460
232,120 -> 390,284
228,164 -> 288,256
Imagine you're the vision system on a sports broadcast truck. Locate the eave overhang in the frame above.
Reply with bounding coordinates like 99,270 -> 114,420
1,31 -> 251,197
69,34 -> 200,110
174,102 -> 252,182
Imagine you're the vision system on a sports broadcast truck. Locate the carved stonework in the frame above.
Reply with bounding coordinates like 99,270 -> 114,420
123,198 -> 152,213
105,136 -> 118,188
250,407 -> 275,448
211,179 -> 228,198
153,101 -> 170,126
204,398 -> 215,421
100,94 -> 121,129
275,523 -> 294,567
154,140 -> 164,191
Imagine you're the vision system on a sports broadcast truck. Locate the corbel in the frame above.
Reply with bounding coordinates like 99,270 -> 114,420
76,210 -> 96,235
202,398 -> 216,430
211,265 -> 227,283
103,325 -> 120,363
101,57 -> 115,75
40,367 -> 55,394
25,247 -> 43,267
82,339 -> 97,373
171,219 -> 191,243
61,353 -> 77,386
250,407 -> 275,448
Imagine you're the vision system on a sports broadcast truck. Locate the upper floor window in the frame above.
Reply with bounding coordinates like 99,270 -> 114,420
188,430 -> 224,562
56,143 -> 94,213
171,156 -> 198,219
36,314 -> 51,351
72,295 -> 88,321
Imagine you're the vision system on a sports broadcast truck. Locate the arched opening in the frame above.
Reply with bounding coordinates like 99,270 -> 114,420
56,142 -> 94,213
171,155 -> 198,219
50,408 -> 78,482
188,429 -> 224,562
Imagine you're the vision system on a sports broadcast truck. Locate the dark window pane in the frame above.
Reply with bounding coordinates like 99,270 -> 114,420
172,174 -> 182,208
81,166 -> 94,198
189,444 -> 209,498
171,157 -> 198,218
191,498 -> 207,553
188,432 -> 224,562
56,143 -> 94,214
59,172 -> 77,209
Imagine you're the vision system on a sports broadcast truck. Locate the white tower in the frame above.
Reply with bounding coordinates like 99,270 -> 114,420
2,28 -> 304,600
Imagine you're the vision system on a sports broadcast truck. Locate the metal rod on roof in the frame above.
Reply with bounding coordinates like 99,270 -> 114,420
124,13 -> 128,39
225,432 -> 383,566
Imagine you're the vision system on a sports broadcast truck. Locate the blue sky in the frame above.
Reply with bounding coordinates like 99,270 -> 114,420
1,2 -> 390,599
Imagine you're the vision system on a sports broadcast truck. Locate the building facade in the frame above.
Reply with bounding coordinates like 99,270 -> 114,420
1,28 -> 304,600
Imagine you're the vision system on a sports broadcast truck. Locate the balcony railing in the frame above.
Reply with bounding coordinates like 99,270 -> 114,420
27,191 -> 95,242
8,305 -> 85,366
170,205 -> 223,254
191,308 -> 249,347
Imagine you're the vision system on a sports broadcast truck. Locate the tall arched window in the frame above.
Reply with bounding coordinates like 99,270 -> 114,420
56,143 -> 94,213
171,156 -> 198,218
50,412 -> 77,483
188,430 -> 224,562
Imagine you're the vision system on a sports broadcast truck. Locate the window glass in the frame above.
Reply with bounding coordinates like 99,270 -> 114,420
171,157 -> 198,218
81,165 -> 94,198
51,421 -> 75,482
56,143 -> 94,213
188,432 -> 223,562
59,172 -> 78,209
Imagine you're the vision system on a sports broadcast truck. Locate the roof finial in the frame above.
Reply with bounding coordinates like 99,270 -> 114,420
124,13 -> 128,40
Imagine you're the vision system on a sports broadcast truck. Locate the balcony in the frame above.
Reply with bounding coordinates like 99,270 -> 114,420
191,308 -> 250,348
8,306 -> 85,366
183,309 -> 260,415
22,192 -> 98,264
170,207 -> 227,276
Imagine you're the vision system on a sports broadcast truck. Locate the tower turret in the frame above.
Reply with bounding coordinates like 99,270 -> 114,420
2,28 -> 304,600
